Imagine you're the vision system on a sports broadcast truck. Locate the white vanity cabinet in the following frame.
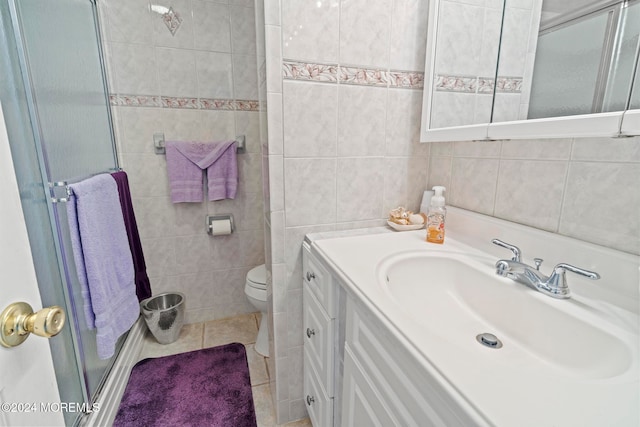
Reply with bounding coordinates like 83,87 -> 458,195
342,297 -> 475,427
302,242 -> 336,427
303,239 -> 478,427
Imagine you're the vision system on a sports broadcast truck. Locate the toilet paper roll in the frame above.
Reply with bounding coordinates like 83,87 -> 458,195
210,219 -> 233,236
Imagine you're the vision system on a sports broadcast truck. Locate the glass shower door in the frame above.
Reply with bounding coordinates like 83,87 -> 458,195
1,0 -> 125,423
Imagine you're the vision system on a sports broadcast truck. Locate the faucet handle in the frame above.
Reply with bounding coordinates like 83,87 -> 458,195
491,239 -> 521,262
545,263 -> 600,297
552,263 -> 600,280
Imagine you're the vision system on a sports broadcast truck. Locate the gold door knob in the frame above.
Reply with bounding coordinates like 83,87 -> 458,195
0,302 -> 65,348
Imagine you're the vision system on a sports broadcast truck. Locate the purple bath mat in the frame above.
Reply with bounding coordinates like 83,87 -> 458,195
113,343 -> 257,427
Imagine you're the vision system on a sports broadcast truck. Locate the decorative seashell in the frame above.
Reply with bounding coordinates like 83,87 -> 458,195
408,213 -> 424,225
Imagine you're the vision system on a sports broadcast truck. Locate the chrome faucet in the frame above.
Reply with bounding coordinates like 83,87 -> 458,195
492,239 -> 600,299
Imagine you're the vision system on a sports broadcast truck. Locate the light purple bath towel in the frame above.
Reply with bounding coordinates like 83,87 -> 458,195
67,174 -> 140,360
165,140 -> 238,203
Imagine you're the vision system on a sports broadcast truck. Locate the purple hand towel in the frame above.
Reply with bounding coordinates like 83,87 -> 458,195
111,171 -> 152,302
165,140 -> 238,203
66,174 -> 140,360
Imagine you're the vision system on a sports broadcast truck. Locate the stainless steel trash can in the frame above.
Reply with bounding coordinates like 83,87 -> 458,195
140,292 -> 185,344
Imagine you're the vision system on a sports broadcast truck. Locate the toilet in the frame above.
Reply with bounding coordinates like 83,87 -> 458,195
245,264 -> 268,357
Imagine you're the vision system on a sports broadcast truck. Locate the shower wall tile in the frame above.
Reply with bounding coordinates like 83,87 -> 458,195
172,201 -> 207,236
116,107 -> 163,154
101,0 -> 154,44
233,54 -> 260,99
209,267 -> 256,319
109,43 -> 158,95
141,237 -> 178,278
234,111 -> 261,153
101,0 -> 264,326
339,0 -> 392,68
495,160 -> 567,231
195,51 -> 234,99
131,197 -> 174,239
230,4 -> 257,55
153,0 -> 195,49
192,1 -> 232,52
210,233 -> 244,270
173,235 -> 213,274
156,48 -> 198,97
281,0 -> 339,63
120,153 -> 170,198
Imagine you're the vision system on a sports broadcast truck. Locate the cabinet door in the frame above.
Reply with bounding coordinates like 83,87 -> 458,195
341,346 -> 398,427
304,355 -> 333,427
303,286 -> 334,393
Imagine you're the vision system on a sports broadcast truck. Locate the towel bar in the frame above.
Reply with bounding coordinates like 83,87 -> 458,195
49,168 -> 122,203
153,134 -> 246,155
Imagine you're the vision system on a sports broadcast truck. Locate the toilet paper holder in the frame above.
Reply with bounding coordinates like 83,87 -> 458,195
206,214 -> 235,236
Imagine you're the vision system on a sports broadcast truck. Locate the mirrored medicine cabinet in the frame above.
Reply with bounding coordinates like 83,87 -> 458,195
420,0 -> 640,142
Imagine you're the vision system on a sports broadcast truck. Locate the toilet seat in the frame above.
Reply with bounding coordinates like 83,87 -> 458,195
246,264 -> 267,290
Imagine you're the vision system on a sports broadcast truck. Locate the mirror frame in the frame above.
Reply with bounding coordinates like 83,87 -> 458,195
420,0 -> 637,142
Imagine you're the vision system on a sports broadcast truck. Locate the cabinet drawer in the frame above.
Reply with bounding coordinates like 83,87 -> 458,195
303,285 -> 334,394
304,354 -> 333,427
303,248 -> 335,317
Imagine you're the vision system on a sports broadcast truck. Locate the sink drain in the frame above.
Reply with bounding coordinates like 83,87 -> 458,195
476,333 -> 503,349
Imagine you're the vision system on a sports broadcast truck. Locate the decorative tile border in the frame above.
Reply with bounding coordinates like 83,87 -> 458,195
434,74 -> 523,94
282,61 -> 338,82
109,94 -> 163,108
340,66 -> 388,87
496,77 -> 523,93
477,77 -> 495,94
110,94 -> 262,111
389,71 -> 424,89
282,60 -> 424,89
434,74 -> 477,93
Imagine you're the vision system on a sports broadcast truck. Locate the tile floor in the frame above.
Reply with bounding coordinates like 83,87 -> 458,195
138,312 -> 312,427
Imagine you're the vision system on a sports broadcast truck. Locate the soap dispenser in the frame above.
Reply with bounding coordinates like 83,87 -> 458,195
426,186 -> 446,244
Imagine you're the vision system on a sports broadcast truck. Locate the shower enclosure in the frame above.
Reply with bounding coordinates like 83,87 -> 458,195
529,0 -> 640,119
0,0 -> 126,424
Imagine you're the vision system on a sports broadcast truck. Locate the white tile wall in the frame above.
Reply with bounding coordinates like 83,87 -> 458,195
269,0 -> 431,422
429,138 -> 640,255
99,0 -> 265,325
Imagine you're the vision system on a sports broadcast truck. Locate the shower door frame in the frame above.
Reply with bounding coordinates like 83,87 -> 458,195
6,0 -> 124,419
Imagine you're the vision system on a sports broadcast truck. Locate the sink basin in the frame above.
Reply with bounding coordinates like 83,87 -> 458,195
378,251 -> 633,380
